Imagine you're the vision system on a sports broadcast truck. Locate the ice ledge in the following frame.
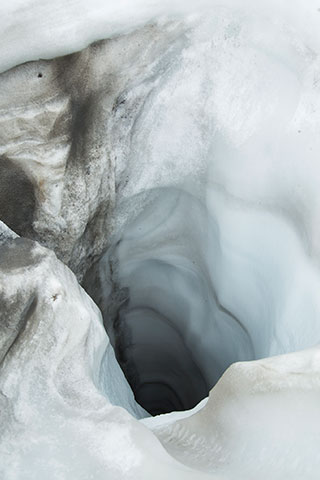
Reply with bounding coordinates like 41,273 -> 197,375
1,0 -> 320,74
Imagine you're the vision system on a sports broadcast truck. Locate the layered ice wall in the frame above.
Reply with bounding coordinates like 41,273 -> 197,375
1,1 -> 320,479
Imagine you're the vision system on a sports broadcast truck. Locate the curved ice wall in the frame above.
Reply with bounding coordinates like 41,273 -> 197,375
84,8 -> 320,414
1,0 -> 320,478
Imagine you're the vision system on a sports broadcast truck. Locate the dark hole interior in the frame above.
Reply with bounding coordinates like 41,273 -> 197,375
83,261 -> 211,417
113,305 -> 210,416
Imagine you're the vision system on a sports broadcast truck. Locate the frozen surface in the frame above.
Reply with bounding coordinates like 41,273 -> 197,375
1,0 -> 320,479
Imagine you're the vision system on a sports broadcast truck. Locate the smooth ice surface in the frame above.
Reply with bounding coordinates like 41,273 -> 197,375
1,0 -> 320,479
149,348 -> 320,478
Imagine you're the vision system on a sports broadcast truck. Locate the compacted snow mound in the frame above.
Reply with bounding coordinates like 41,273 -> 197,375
149,350 -> 320,478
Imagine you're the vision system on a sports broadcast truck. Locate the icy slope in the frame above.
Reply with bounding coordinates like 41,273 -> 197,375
0,232 -> 212,480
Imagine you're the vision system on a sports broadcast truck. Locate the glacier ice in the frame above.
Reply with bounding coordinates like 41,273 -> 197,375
1,0 -> 320,479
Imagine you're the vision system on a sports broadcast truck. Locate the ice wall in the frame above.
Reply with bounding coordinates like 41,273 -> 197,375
84,5 -> 320,415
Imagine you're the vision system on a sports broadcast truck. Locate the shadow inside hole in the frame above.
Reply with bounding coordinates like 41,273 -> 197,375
114,305 -> 209,416
0,157 -> 35,236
